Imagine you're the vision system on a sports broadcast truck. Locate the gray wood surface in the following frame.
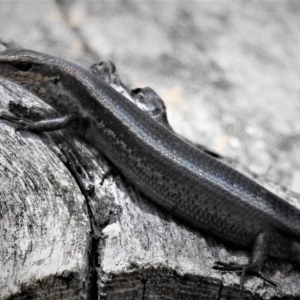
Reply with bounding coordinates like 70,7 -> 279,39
1,1 -> 300,299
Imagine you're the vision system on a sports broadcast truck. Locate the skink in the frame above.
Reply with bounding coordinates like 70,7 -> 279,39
0,49 -> 300,287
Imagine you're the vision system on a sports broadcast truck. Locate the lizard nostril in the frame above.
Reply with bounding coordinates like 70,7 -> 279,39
15,62 -> 32,72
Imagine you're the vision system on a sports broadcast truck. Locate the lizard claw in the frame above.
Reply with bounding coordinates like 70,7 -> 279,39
100,168 -> 113,185
15,125 -> 27,132
257,271 -> 276,287
213,261 -> 276,288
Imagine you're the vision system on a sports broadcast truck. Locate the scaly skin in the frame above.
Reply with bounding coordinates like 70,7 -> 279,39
1,49 -> 300,286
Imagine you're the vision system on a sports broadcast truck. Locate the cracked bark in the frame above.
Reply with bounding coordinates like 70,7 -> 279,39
1,72 -> 300,300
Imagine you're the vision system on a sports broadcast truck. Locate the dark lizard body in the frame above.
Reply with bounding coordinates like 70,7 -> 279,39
0,49 -> 300,286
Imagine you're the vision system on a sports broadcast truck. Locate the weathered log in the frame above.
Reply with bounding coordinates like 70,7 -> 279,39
1,70 -> 300,300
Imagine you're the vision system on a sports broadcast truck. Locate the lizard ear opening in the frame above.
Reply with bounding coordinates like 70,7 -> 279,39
291,241 -> 300,265
53,77 -> 60,84
15,62 -> 32,72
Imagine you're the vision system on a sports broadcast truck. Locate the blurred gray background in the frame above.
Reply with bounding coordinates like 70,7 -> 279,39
1,0 -> 300,192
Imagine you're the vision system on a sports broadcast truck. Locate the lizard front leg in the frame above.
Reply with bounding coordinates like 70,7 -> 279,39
17,115 -> 77,132
0,101 -> 89,133
0,111 -> 80,132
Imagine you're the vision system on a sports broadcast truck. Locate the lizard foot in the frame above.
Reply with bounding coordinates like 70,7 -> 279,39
0,110 -> 30,130
213,261 -> 276,288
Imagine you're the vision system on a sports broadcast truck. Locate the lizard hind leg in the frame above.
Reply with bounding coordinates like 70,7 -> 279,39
213,232 -> 276,288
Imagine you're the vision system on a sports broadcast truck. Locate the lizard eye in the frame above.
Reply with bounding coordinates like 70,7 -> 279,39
15,62 -> 33,72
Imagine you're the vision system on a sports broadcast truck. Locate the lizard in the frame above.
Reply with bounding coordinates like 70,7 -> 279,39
0,48 -> 300,289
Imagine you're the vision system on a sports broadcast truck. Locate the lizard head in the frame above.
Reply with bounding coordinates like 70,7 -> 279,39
0,48 -> 64,89
0,48 -> 90,113
0,48 -> 91,92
